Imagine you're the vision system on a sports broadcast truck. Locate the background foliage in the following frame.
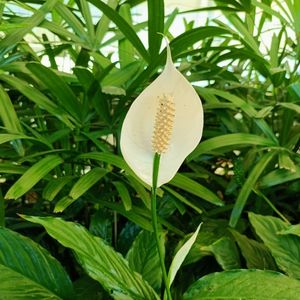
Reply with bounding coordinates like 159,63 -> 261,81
0,0 -> 300,299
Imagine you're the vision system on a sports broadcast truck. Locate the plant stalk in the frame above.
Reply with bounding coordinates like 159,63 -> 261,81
151,153 -> 172,300
254,189 -> 291,224
0,189 -> 5,227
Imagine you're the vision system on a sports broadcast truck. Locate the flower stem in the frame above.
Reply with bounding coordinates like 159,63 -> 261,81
152,153 -> 172,300
0,189 -> 5,227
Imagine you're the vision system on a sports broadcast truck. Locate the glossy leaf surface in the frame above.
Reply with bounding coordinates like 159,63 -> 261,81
24,215 -> 159,300
184,269 -> 300,299
0,227 -> 73,299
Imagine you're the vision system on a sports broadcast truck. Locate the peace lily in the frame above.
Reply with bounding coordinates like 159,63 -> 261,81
120,40 -> 203,300
120,44 -> 204,187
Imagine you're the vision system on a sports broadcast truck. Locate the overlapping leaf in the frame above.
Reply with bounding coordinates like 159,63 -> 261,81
24,215 -> 160,300
0,227 -> 73,299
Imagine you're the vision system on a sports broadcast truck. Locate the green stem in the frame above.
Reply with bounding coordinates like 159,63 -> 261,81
151,153 -> 172,300
254,188 -> 290,224
0,189 -> 5,227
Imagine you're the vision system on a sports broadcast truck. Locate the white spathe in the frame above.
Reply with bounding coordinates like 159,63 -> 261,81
120,45 -> 203,187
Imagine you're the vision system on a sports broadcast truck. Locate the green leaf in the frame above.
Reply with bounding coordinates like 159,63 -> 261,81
113,181 -> 132,211
196,88 -> 278,143
183,269 -> 300,299
69,168 -> 107,200
42,34 -> 58,69
79,0 -> 95,41
97,199 -> 153,232
0,163 -> 27,175
230,229 -> 277,270
293,0 -> 300,33
226,14 -> 261,56
0,0 -> 59,55
89,210 -> 113,244
94,0 -> 118,47
78,152 -> 129,171
288,81 -> 300,99
229,151 -> 276,227
278,152 -> 296,172
27,63 -> 81,121
163,186 -> 203,214
0,85 -> 23,134
251,0 -> 291,26
24,215 -> 160,300
118,4 -> 135,67
279,102 -> 300,114
164,7 -> 178,32
127,26 -> 232,95
170,26 -> 231,57
74,276 -> 107,300
0,265 -> 61,300
41,19 -> 84,46
256,105 -> 274,118
166,224 -> 201,294
5,155 -> 63,200
205,237 -> 240,270
87,0 -> 150,62
91,87 -> 112,125
80,154 -> 148,201
102,61 -> 143,87
73,67 -> 94,91
148,0 -> 164,59
270,34 -> 279,68
55,168 -> 108,212
0,74 -> 76,128
259,166 -> 300,188
126,175 -> 151,210
279,224 -> 300,237
181,219 -> 229,265
189,133 -> 276,160
0,133 -> 35,145
196,88 -> 252,118
0,191 -> 4,227
54,2 -> 88,43
271,68 -> 287,87
0,227 -> 73,299
249,212 -> 300,279
169,173 -> 224,206
127,230 -> 166,291
42,176 -> 74,201
53,196 -> 74,214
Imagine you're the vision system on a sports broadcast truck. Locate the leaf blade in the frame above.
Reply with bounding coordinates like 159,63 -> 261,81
0,227 -> 73,299
189,133 -> 276,160
148,0 -> 164,59
0,0 -> 60,55
169,173 -> 223,207
166,224 -> 201,292
127,230 -> 166,291
183,269 -> 300,299
27,63 -> 81,122
249,212 -> 300,279
0,265 -> 62,300
229,151 -> 276,227
0,85 -> 23,133
87,0 -> 150,62
5,155 -> 63,199
23,216 -> 160,300
113,181 -> 132,211
69,168 -> 108,200
0,74 -> 76,128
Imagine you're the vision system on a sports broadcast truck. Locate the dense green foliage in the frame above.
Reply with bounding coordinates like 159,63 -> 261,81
0,0 -> 299,299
